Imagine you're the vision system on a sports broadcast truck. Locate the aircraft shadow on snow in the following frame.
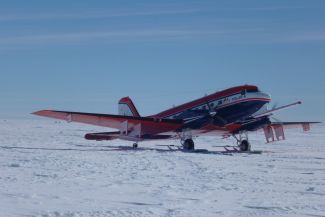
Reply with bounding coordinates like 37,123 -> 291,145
0,144 -> 262,155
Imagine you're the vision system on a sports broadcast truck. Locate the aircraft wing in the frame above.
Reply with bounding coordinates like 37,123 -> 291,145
261,121 -> 321,143
32,110 -> 183,137
270,121 -> 321,130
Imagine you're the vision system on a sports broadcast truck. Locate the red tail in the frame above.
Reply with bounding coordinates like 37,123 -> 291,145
118,97 -> 140,117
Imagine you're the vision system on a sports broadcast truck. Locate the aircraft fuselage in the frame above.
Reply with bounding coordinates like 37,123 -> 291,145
152,85 -> 271,127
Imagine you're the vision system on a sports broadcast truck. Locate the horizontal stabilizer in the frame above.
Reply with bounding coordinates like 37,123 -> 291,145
85,132 -> 120,141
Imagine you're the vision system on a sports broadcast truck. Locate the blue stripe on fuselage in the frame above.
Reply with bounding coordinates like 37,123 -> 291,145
168,97 -> 269,126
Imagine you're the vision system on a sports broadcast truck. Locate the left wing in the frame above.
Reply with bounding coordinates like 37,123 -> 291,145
33,110 -> 183,138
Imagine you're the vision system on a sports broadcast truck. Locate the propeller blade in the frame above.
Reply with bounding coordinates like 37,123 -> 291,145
272,102 -> 278,110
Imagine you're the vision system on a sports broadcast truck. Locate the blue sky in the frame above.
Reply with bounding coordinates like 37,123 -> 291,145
0,0 -> 324,121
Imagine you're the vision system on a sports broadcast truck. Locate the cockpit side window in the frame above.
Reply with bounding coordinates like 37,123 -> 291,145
246,87 -> 259,93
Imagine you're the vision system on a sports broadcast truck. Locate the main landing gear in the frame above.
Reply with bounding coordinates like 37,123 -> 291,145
233,132 -> 251,152
239,139 -> 251,152
132,143 -> 138,149
182,139 -> 195,150
179,129 -> 195,151
178,130 -> 251,152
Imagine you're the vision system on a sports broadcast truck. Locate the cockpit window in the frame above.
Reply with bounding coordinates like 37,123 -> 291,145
246,87 -> 259,93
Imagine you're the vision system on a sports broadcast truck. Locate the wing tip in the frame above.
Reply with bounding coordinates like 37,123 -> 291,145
31,110 -> 51,116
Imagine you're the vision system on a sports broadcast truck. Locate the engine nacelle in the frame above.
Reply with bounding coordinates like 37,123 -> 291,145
234,117 -> 271,133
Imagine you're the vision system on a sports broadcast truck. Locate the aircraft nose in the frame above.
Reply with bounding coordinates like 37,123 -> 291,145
260,92 -> 271,101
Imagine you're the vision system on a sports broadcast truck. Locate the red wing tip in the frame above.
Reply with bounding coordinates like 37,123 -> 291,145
31,110 -> 42,115
31,110 -> 51,116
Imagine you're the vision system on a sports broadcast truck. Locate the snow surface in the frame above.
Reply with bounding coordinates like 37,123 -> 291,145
0,119 -> 324,217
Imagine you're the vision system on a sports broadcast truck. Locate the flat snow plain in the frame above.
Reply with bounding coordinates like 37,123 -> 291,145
0,119 -> 324,217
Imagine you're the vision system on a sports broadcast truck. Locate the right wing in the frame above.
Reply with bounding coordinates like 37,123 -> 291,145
270,121 -> 321,130
263,121 -> 321,143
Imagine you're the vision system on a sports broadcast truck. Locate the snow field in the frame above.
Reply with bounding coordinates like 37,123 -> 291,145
0,119 -> 324,217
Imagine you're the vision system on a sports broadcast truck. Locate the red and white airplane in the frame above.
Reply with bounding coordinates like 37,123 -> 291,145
33,85 -> 319,151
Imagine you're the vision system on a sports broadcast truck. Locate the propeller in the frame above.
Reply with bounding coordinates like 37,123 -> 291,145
267,102 -> 283,123
183,102 -> 227,128
207,102 -> 228,125
267,102 -> 283,124
271,102 -> 278,110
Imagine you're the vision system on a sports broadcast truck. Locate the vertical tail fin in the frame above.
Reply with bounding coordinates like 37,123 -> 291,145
118,97 -> 140,117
